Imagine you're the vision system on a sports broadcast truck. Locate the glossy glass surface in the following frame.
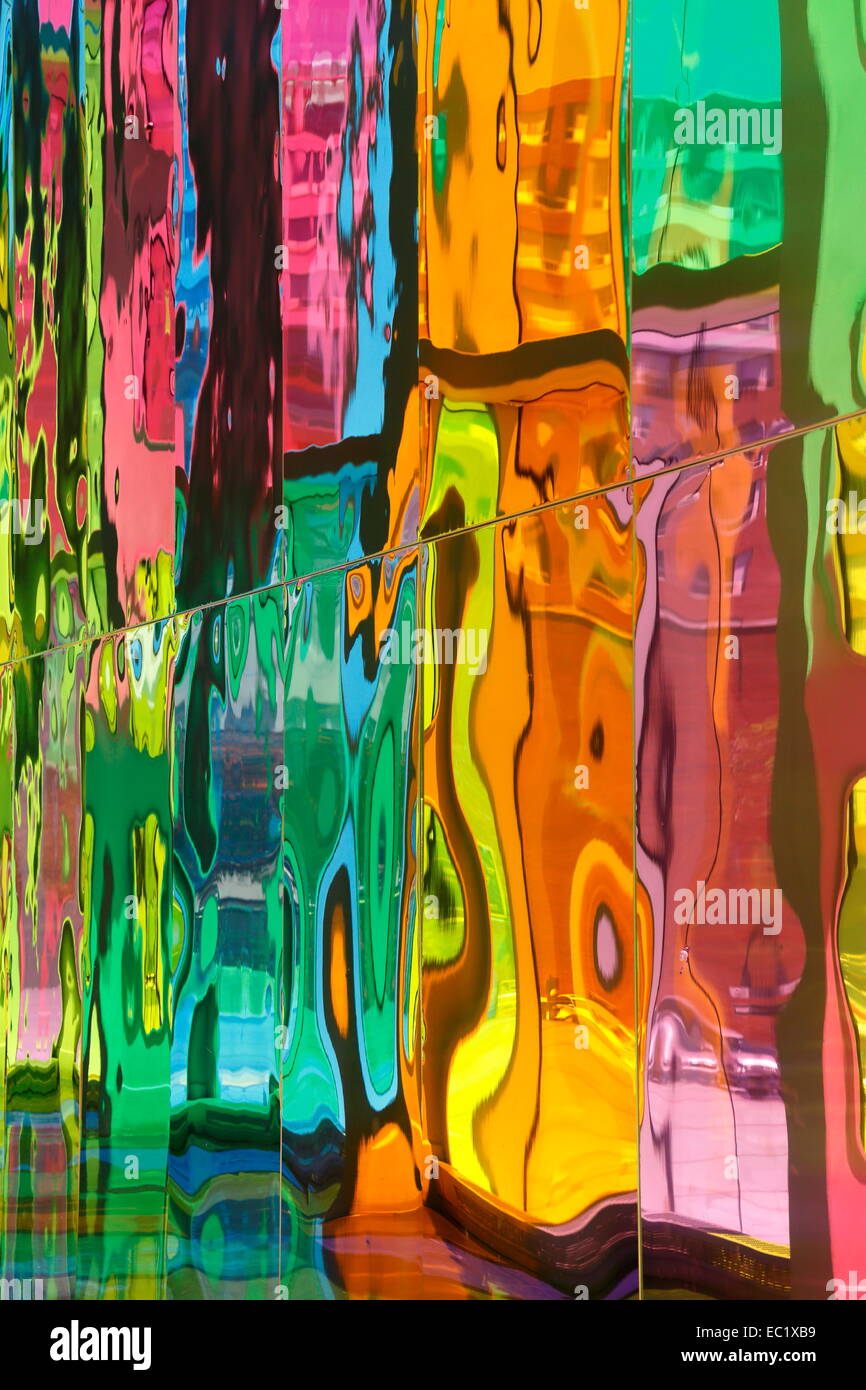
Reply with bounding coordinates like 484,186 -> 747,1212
633,0 -> 866,473
418,0 -> 629,535
637,413 -> 866,1298
2,1 -> 866,1303
421,494 -> 637,1297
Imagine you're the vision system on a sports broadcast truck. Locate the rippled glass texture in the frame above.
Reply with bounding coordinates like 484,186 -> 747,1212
420,493 -> 638,1298
418,0 -> 629,535
637,413 -> 866,1299
2,0 -> 866,1305
633,0 -> 866,472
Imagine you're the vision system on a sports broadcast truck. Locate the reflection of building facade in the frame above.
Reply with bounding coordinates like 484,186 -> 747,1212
632,309 -> 782,466
517,76 -> 621,339
632,96 -> 784,466
283,58 -> 351,450
638,454 -> 794,1248
633,98 -> 782,271
646,456 -> 797,1033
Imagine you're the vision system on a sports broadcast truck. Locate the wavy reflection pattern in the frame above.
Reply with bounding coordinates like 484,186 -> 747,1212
280,0 -> 419,581
418,0 -> 629,536
421,496 -> 637,1297
637,418 -> 866,1300
633,0 -> 866,471
2,0 -> 866,1305
633,0 -> 866,1301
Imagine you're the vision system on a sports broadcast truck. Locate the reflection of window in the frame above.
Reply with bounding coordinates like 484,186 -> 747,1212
564,101 -> 581,139
740,358 -> 773,392
592,159 -> 608,209
641,368 -> 672,396
635,101 -> 673,157
597,284 -> 615,318
680,143 -> 726,206
731,550 -> 751,596
734,169 -> 781,237
568,108 -> 588,142
545,163 -> 572,210
691,564 -> 710,597
743,477 -> 763,524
